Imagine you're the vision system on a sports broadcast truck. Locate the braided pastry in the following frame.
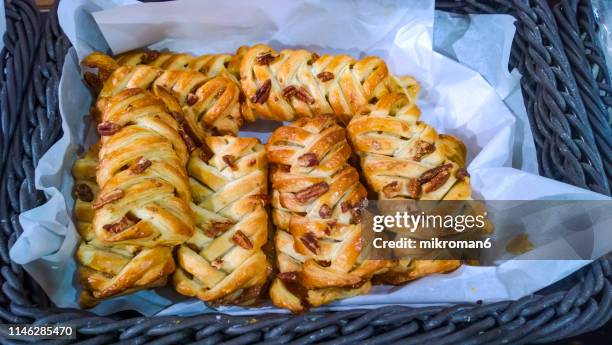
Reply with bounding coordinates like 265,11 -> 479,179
115,50 -> 240,83
73,143 -> 175,306
347,92 -> 471,284
82,52 -> 245,135
266,116 -> 392,312
93,88 -> 194,247
173,136 -> 270,305
238,44 -> 412,124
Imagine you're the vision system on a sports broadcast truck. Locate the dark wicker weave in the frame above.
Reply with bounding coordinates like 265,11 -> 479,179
0,0 -> 611,344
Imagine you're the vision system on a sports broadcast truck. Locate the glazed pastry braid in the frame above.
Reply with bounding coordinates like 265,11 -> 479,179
173,136 -> 270,305
266,116 -> 393,312
347,92 -> 471,285
114,50 -> 241,84
82,53 -> 244,135
93,88 -> 194,247
238,44 -> 414,124
72,143 -> 175,306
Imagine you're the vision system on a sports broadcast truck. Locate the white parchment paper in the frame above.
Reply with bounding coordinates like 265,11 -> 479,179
9,0 -> 611,317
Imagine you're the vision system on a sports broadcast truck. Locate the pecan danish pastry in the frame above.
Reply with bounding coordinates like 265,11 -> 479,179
115,50 -> 240,83
82,53 -> 244,135
73,143 -> 175,306
173,136 -> 270,305
266,116 -> 392,312
93,88 -> 194,247
238,44 -> 411,124
347,92 -> 472,284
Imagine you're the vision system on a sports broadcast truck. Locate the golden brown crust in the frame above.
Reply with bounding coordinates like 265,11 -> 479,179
347,92 -> 470,284
83,53 -> 244,136
172,136 -> 270,305
92,88 -> 194,247
239,44 -> 399,124
73,144 -> 177,307
266,115 -> 393,312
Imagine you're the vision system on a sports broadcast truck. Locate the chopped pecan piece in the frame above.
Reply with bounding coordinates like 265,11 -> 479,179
456,168 -> 470,181
74,183 -> 94,202
419,163 -> 453,184
382,181 -> 400,198
256,51 -> 278,65
93,189 -> 124,209
295,182 -> 329,203
317,260 -> 331,267
341,201 -> 351,213
97,121 -> 120,136
238,92 -> 246,103
248,159 -> 256,166
424,169 -> 451,193
178,128 -> 197,153
282,85 -> 297,99
300,232 -> 319,254
199,143 -> 214,162
319,204 -> 332,218
408,178 -> 422,198
211,259 -> 224,269
232,230 -> 254,249
103,215 -> 131,234
250,79 -> 272,104
186,93 -> 198,106
298,153 -> 319,167
278,272 -> 298,283
413,141 -> 436,162
294,87 -> 315,104
130,157 -> 152,174
204,221 -> 233,238
309,52 -> 320,65
141,50 -> 160,64
223,155 -> 237,170
317,72 -> 334,82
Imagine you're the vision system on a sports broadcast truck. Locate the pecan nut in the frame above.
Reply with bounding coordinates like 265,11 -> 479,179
250,79 -> 272,104
93,189 -> 124,209
103,215 -> 131,234
316,72 -> 334,82
300,232 -> 319,254
420,164 -> 453,193
308,52 -> 320,65
141,50 -> 160,64
456,168 -> 470,181
74,183 -> 94,202
419,163 -> 453,184
413,140 -> 436,162
298,153 -> 319,167
278,272 -> 298,283
130,157 -> 152,174
178,128 -> 197,153
382,181 -> 400,198
282,85 -> 297,99
256,51 -> 279,65
186,93 -> 198,106
319,204 -> 332,218
232,230 -> 254,249
408,178 -> 422,198
204,221 -> 233,238
316,260 -> 331,267
294,86 -> 315,104
222,155 -> 237,170
295,182 -> 329,203
97,121 -> 120,136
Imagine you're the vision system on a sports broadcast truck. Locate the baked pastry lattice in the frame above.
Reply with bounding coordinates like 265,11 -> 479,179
73,143 -> 176,306
93,88 -> 194,247
266,115 -> 392,312
347,91 -> 471,284
173,136 -> 270,305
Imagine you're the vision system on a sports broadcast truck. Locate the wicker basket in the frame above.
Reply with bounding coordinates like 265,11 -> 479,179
0,0 -> 610,344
